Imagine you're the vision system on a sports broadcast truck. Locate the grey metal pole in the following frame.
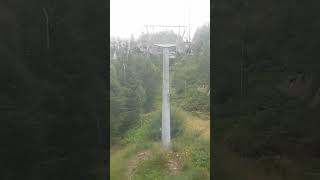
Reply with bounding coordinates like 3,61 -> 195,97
162,47 -> 171,149
154,43 -> 175,149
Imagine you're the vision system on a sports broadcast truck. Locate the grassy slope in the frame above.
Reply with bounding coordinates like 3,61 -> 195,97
110,108 -> 210,180
111,53 -> 211,179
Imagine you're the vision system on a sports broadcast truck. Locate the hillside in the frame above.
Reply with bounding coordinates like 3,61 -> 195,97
110,25 -> 210,179
110,108 -> 210,180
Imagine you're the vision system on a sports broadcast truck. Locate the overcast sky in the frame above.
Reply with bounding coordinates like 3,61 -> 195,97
110,0 -> 210,39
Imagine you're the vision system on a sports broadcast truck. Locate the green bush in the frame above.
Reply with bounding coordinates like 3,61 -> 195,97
121,126 -> 148,145
181,90 -> 210,113
191,140 -> 210,170
147,107 -> 184,141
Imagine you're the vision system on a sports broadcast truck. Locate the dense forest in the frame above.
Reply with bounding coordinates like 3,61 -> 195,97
213,0 -> 320,179
110,25 -> 210,180
1,1 -> 107,179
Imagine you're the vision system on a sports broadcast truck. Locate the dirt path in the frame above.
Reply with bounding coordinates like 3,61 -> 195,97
125,110 -> 209,179
126,149 -> 182,179
166,151 -> 180,176
126,150 -> 152,180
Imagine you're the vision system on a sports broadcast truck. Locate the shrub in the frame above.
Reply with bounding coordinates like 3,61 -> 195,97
121,126 -> 148,145
191,140 -> 210,170
134,151 -> 168,180
147,107 -> 184,141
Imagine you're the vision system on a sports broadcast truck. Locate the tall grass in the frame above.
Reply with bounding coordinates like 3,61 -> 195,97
111,107 -> 210,180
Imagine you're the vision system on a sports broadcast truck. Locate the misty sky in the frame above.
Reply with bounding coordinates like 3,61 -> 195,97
110,0 -> 210,39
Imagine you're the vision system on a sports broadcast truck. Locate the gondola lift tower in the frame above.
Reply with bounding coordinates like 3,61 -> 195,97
154,43 -> 176,149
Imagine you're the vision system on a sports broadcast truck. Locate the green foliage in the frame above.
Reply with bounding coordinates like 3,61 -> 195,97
174,131 -> 210,172
111,143 -> 154,180
144,111 -> 161,141
191,140 -> 210,169
122,126 -> 148,145
110,48 -> 161,144
181,90 -> 210,112
111,28 -> 210,180
134,151 -> 168,180
147,107 -> 184,141
171,24 -> 210,115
